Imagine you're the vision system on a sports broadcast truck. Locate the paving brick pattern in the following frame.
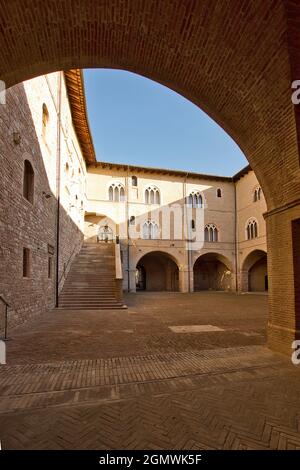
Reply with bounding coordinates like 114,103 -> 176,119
1,293 -> 300,449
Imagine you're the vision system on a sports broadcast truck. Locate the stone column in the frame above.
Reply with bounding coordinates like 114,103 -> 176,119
128,269 -> 137,293
239,270 -> 249,292
266,202 -> 300,355
178,267 -> 190,293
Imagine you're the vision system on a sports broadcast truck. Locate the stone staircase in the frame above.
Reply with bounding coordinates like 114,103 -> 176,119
59,243 -> 125,309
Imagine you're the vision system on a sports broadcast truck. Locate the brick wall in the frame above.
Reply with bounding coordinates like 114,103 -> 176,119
0,73 -> 86,330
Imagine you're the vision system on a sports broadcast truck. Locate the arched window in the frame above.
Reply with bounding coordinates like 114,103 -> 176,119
98,225 -> 113,242
246,219 -> 258,240
145,186 -> 160,205
216,188 -> 222,198
253,187 -> 262,202
23,159 -> 34,204
204,224 -> 218,242
129,215 -> 136,226
191,219 -> 196,231
187,191 -> 203,208
108,182 -> 125,202
132,175 -> 137,187
142,221 -> 159,239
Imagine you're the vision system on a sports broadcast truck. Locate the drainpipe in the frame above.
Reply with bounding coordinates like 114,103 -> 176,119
126,166 -> 130,292
55,72 -> 62,307
234,182 -> 238,292
183,173 -> 191,292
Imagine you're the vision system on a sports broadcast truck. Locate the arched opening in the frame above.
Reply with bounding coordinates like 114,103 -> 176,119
84,214 -> 116,244
23,159 -> 34,204
242,250 -> 268,293
136,251 -> 179,292
98,225 -> 113,243
193,253 -> 232,291
135,265 -> 146,291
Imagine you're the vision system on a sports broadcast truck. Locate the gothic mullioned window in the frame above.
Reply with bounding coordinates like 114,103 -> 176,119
145,186 -> 160,205
204,224 -> 218,242
188,191 -> 203,208
246,218 -> 258,240
108,182 -> 125,202
142,220 -> 159,239
253,187 -> 262,202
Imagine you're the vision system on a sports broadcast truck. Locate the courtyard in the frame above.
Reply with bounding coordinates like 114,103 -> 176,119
1,292 -> 300,450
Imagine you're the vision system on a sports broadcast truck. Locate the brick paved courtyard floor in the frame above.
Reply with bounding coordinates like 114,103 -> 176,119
1,292 -> 300,450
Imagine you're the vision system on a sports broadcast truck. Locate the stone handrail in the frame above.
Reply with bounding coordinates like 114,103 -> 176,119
115,242 -> 123,280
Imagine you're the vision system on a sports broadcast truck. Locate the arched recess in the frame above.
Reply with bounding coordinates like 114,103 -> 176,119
241,250 -> 268,293
136,251 -> 179,292
193,253 -> 233,292
84,213 -> 117,243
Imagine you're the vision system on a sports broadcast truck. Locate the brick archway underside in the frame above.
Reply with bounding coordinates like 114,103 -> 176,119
0,0 -> 300,210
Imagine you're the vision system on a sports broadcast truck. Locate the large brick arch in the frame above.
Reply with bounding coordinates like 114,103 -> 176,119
0,0 -> 299,208
0,0 -> 300,353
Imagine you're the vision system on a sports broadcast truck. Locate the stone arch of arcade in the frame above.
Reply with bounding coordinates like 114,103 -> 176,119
193,253 -> 233,292
1,0 -> 300,353
136,251 -> 180,293
241,250 -> 268,293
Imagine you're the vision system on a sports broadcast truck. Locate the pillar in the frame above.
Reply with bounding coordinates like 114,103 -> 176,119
239,269 -> 249,292
266,202 -> 300,355
128,268 -> 137,293
178,267 -> 190,293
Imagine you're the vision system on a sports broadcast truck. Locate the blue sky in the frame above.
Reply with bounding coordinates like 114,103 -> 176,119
83,69 -> 247,176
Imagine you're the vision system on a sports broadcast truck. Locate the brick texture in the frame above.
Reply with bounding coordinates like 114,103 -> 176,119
0,75 -> 86,329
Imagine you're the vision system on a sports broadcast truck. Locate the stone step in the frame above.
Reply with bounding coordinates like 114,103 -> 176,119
59,241 -> 124,309
58,303 -> 127,310
61,295 -> 117,298
60,301 -> 118,304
